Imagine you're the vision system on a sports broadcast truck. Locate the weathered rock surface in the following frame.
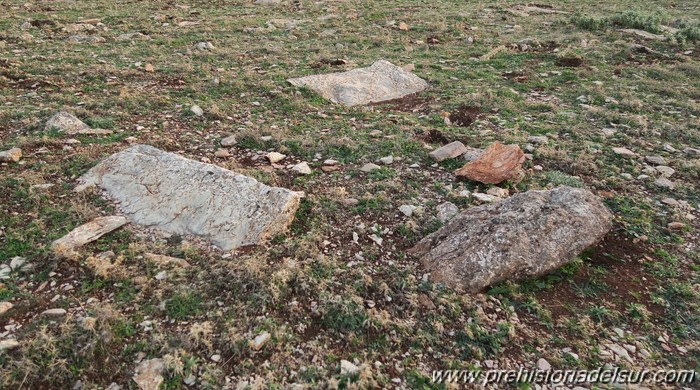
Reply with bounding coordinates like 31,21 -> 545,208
78,145 -> 301,251
429,141 -> 468,162
52,216 -> 128,257
133,358 -> 165,390
454,142 -> 525,184
45,112 -> 112,135
288,60 -> 428,106
0,148 -> 22,163
409,186 -> 612,292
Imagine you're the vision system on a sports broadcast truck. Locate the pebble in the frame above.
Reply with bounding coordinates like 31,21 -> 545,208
379,156 -> 394,165
655,165 -> 675,178
536,358 -> 551,371
486,187 -> 508,198
399,205 -> 417,217
612,147 -> 636,158
267,152 -> 286,163
323,159 -> 339,166
601,128 -> 617,137
683,147 -> 699,156
42,308 -> 67,317
645,155 -> 666,165
0,148 -> 22,163
210,354 -> 221,362
220,135 -> 237,147
194,41 -> 215,51
654,177 -> 675,189
667,222 -> 685,230
252,332 -> 271,351
472,193 -> 499,203
436,202 -> 459,223
360,163 -> 381,172
0,301 -> 13,315
190,105 -> 204,117
291,162 -> 311,175
527,135 -> 548,145
661,198 -> 679,206
0,339 -> 19,351
155,271 -> 167,280
340,360 -> 360,375
214,149 -> 230,158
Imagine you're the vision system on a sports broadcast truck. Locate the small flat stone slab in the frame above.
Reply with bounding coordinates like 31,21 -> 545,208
78,145 -> 301,251
455,142 -> 525,184
52,216 -> 128,255
619,29 -> 667,41
288,60 -> 428,106
45,111 -> 112,135
429,141 -> 468,162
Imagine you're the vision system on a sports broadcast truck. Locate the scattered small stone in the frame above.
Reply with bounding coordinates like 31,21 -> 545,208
655,165 -> 675,178
606,343 -> 634,363
661,198 -> 679,207
42,308 -> 67,317
379,156 -> 394,165
527,135 -> 548,145
654,177 -> 675,190
663,144 -> 677,153
210,354 -> 221,362
360,163 -> 381,172
267,152 -> 286,163
52,216 -> 128,258
0,148 -> 22,163
537,358 -> 551,371
486,187 -> 509,198
291,162 -> 312,175
340,360 -> 360,375
0,301 -> 13,315
472,193 -> 499,203
399,205 -> 417,217
144,253 -> 190,268
9,257 -> 29,271
252,332 -> 271,351
612,147 -> 636,158
601,128 -> 617,137
133,358 -> 165,390
183,375 -> 196,385
154,271 -> 167,280
429,141 -> 468,162
645,155 -> 666,165
341,198 -> 359,207
323,159 -> 339,166
436,202 -> 459,223
194,41 -> 215,51
214,149 -> 230,158
190,105 -> 204,117
144,63 -> 154,73
417,293 -> 436,309
45,112 -> 112,135
220,135 -> 237,147
684,147 -> 700,156
667,222 -> 685,230
0,339 -> 19,351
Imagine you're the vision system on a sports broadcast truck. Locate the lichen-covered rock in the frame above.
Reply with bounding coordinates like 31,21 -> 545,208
288,60 -> 428,106
409,186 -> 612,292
454,141 -> 525,184
78,145 -> 301,251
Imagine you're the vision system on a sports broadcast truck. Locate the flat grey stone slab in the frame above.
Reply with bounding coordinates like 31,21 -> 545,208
288,60 -> 428,106
79,145 -> 301,250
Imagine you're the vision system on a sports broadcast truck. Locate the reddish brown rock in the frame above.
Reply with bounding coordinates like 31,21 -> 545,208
454,141 -> 525,184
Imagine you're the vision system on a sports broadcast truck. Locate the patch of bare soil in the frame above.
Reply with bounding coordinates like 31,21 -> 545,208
449,105 -> 482,127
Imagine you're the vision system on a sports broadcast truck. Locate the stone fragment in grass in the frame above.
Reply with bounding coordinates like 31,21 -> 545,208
78,145 -> 301,251
429,141 -> 468,162
52,216 -> 128,258
409,186 -> 612,293
454,142 -> 525,184
45,112 -> 112,135
288,60 -> 428,106
133,358 -> 165,390
0,148 -> 22,163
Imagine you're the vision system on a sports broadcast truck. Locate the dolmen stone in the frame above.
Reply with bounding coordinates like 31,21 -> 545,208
409,186 -> 612,292
288,60 -> 428,106
78,145 -> 301,250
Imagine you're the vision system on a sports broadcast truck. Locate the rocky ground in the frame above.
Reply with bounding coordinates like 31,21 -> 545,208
0,0 -> 699,389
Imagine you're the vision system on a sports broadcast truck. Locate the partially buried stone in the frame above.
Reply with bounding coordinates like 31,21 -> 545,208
288,60 -> 428,106
409,186 -> 612,292
77,145 -> 301,251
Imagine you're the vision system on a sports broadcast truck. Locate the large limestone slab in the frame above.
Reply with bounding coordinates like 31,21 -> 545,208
288,60 -> 428,106
409,186 -> 612,292
79,145 -> 301,250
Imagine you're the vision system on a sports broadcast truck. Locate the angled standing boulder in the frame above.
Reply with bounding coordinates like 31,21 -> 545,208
409,186 -> 612,292
78,145 -> 301,251
288,60 -> 428,106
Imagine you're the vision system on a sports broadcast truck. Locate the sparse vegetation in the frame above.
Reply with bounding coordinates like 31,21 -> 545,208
0,0 -> 698,388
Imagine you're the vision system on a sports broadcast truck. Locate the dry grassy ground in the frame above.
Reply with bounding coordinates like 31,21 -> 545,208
1,0 -> 699,388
